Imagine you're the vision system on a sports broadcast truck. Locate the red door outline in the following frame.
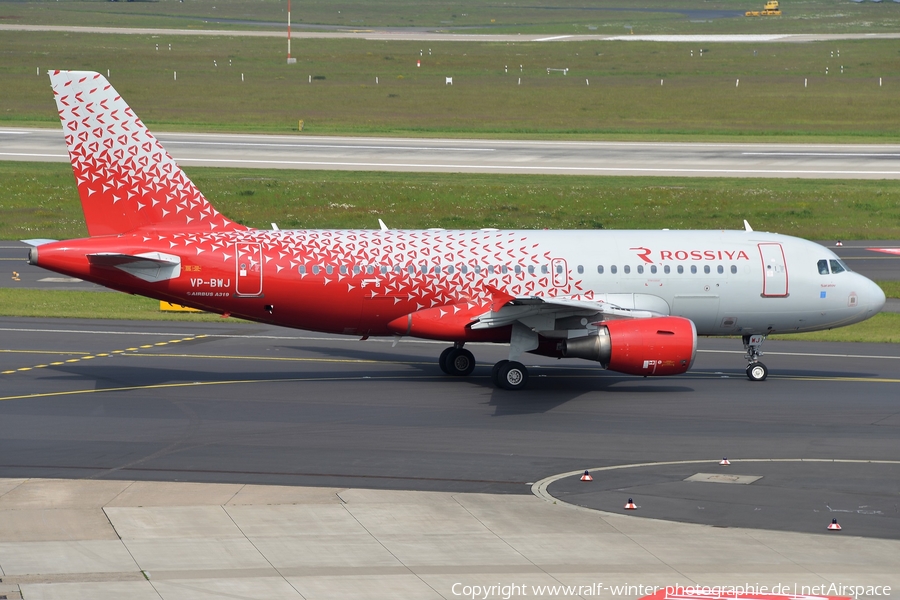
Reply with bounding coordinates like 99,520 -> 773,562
758,242 -> 788,297
235,242 -> 263,296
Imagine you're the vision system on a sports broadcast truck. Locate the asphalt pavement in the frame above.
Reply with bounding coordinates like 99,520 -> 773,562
5,128 -> 900,178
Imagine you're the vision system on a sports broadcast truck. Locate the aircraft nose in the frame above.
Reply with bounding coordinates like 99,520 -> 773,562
869,279 -> 886,314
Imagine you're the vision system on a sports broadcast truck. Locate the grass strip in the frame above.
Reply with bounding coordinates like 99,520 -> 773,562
3,162 -> 900,240
2,33 -> 900,140
0,288 -> 896,344
0,289 -> 230,322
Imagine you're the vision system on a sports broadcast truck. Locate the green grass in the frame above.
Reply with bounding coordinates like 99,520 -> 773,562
0,288 -> 231,321
876,280 -> 900,299
2,32 -> 900,140
4,0 -> 900,35
3,162 -> 900,240
0,288 -> 894,343
769,312 -> 900,343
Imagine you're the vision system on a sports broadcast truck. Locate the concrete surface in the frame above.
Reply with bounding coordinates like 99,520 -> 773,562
0,478 -> 898,600
5,128 -> 900,179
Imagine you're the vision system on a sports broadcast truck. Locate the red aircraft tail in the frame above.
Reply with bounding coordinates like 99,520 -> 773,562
49,70 -> 243,237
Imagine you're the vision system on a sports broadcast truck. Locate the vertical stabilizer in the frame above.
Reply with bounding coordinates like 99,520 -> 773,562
49,70 -> 243,237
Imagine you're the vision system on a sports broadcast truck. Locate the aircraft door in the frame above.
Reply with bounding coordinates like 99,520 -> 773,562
235,242 -> 263,296
551,258 -> 568,288
758,243 -> 788,297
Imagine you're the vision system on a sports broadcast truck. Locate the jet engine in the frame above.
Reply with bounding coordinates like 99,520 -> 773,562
561,316 -> 697,376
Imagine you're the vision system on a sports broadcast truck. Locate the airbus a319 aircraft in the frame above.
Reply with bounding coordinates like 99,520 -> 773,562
26,71 -> 886,390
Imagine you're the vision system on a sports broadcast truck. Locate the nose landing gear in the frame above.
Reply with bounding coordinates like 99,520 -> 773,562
743,334 -> 768,381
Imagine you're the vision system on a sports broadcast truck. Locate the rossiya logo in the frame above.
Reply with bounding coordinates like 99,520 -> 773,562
630,247 -> 751,263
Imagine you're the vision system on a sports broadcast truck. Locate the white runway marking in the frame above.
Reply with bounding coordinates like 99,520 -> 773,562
743,152 -> 900,158
0,152 -> 68,159
173,156 -> 900,176
163,140 -> 496,152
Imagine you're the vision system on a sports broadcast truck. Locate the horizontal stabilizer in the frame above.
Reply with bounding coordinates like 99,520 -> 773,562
21,239 -> 58,247
87,251 -> 181,283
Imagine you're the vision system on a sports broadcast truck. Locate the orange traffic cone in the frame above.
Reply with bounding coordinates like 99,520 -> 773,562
827,518 -> 842,531
719,457 -> 731,465
624,498 -> 637,510
580,470 -> 593,482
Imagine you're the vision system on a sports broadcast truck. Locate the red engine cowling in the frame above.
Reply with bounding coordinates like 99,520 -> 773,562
561,316 -> 697,376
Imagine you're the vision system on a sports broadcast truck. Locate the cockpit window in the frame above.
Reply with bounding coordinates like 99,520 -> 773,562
817,259 -> 829,275
829,259 -> 846,274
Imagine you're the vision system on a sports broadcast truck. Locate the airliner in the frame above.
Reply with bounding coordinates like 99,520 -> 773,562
25,71 -> 886,390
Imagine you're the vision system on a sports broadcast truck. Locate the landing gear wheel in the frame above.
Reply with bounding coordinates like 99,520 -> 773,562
438,347 -> 454,375
446,348 -> 476,376
491,360 -> 509,383
495,361 -> 529,390
746,362 -> 768,382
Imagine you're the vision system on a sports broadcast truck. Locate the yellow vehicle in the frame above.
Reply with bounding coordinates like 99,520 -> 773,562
746,0 -> 781,16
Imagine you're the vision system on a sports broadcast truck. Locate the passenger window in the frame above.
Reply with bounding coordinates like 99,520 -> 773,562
597,265 -> 604,274
488,265 -> 495,274
353,265 -> 361,274
610,265 -> 617,274
447,265 -> 454,274
577,265 -> 584,274
326,265 -> 334,275
556,264 -> 563,274
541,265 -> 549,274
664,265 -> 670,274
474,265 -> 481,274
298,265 -> 306,274
367,266 -> 375,274
514,265 -> 521,274
690,265 -> 697,274
650,265 -> 657,274
704,265 -> 710,274
830,259 -> 845,274
433,265 -> 441,274
461,265 -> 468,274
730,265 -> 737,274
408,265 -> 415,274
637,265 -> 644,274
624,265 -> 631,274
312,265 -> 320,275
677,265 -> 684,274
421,265 -> 428,274
501,265 -> 508,274
340,265 -> 348,275
717,265 -> 724,274
818,259 -> 829,275
528,265 -> 535,275
380,266 -> 388,274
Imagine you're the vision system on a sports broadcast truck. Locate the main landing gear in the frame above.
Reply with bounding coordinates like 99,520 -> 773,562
438,344 -> 529,390
438,344 -> 475,377
743,334 -> 768,381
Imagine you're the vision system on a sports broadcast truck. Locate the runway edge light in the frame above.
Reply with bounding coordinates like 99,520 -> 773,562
625,498 -> 637,510
828,518 -> 842,531
580,470 -> 593,482
720,457 -> 731,465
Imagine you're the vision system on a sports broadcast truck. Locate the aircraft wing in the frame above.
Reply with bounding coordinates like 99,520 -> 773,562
470,293 -> 669,330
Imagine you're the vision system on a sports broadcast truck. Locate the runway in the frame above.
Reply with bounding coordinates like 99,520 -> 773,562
4,24 -> 900,44
1,316 -> 899,538
4,128 -> 900,178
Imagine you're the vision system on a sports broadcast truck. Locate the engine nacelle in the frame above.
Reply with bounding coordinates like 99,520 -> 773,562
561,316 -> 697,376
